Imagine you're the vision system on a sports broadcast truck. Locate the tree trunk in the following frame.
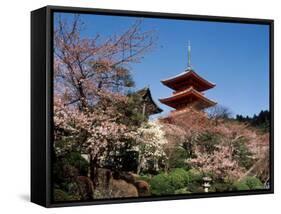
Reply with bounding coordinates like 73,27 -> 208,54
154,158 -> 159,171
137,154 -> 144,175
137,157 -> 141,175
90,156 -> 99,188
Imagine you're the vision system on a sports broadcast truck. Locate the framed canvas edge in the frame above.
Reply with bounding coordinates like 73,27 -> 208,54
46,6 -> 52,208
48,190 -> 273,208
38,5 -> 274,208
46,5 -> 274,24
31,7 -> 48,207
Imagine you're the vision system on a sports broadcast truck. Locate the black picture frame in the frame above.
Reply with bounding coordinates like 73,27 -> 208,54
31,5 -> 274,208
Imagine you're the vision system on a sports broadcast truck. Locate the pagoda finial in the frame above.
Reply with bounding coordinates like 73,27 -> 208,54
187,41 -> 192,70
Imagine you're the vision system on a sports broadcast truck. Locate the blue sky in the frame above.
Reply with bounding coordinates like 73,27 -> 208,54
54,12 -> 270,118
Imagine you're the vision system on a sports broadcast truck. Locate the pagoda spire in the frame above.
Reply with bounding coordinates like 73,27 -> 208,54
187,40 -> 192,70
159,46 -> 217,112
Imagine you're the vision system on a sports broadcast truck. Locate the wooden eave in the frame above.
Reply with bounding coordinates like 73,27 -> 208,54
161,70 -> 215,92
159,87 -> 217,109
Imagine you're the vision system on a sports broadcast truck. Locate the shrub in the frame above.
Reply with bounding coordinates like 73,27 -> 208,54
233,176 -> 264,190
168,147 -> 189,169
232,137 -> 254,169
187,169 -> 203,183
196,132 -> 220,154
174,188 -> 191,194
53,189 -> 80,201
54,189 -> 70,201
233,181 -> 250,191
210,182 -> 235,192
63,152 -> 89,176
185,169 -> 204,193
150,173 -> 175,195
244,176 -> 264,189
169,168 -> 190,189
150,169 -> 193,195
53,151 -> 89,196
150,169 -> 207,195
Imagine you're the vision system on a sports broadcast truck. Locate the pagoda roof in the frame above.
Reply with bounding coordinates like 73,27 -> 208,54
159,87 -> 217,110
161,69 -> 215,92
135,87 -> 163,115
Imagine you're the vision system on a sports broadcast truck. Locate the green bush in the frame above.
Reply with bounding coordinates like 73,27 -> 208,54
210,182 -> 235,192
244,176 -> 264,189
233,176 -> 264,190
150,173 -> 175,195
54,189 -> 70,201
196,132 -> 220,154
168,147 -> 189,169
187,169 -> 203,183
174,188 -> 191,194
169,168 -> 190,189
233,181 -> 250,191
63,152 -> 89,176
53,151 -> 89,196
232,137 -> 254,169
53,189 -> 80,201
185,169 -> 204,193
150,169 -> 192,195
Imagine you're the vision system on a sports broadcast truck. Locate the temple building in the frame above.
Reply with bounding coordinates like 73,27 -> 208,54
159,42 -> 217,113
135,87 -> 163,118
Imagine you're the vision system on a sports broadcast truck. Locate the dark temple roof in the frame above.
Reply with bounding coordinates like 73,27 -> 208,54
136,87 -> 163,115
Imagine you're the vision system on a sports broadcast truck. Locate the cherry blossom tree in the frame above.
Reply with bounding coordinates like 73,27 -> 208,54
54,15 -> 155,110
54,94 -> 135,185
159,108 -> 267,182
206,105 -> 232,126
135,121 -> 168,174
53,14 -> 156,186
187,144 -> 244,181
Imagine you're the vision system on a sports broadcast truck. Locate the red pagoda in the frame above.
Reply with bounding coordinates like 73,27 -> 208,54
159,42 -> 217,112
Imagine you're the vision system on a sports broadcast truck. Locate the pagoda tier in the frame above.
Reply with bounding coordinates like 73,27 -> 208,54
161,70 -> 215,92
159,86 -> 216,111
